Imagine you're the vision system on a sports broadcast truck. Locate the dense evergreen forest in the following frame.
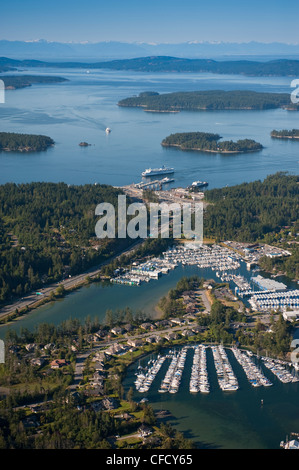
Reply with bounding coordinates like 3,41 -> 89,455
271,129 -> 299,139
161,132 -> 263,153
2,56 -> 299,77
0,75 -> 67,90
0,132 -> 54,152
204,173 -> 299,242
118,90 -> 297,112
0,182 -> 135,304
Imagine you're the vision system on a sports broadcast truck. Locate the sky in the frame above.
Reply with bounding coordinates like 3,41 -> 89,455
0,0 -> 299,44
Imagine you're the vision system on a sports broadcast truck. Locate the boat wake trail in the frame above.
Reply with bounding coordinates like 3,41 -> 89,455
71,110 -> 108,131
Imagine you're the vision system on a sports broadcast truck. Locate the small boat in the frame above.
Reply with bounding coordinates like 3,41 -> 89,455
192,181 -> 208,188
105,128 -> 111,134
161,177 -> 174,184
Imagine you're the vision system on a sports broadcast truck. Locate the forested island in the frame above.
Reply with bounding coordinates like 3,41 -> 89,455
0,75 -> 68,90
161,132 -> 263,153
118,90 -> 298,112
0,132 -> 54,152
2,56 -> 299,77
271,129 -> 299,139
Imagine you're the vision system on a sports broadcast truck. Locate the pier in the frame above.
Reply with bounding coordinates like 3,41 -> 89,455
134,346 -> 299,396
110,244 -> 242,287
135,179 -> 171,190
232,348 -> 272,387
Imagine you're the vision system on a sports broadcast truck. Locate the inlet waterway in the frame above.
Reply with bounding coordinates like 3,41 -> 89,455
0,261 -> 297,338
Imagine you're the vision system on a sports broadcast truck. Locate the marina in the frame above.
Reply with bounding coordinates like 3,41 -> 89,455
110,243 -> 242,287
134,345 -> 298,396
124,342 -> 299,449
164,244 -> 241,271
261,357 -> 299,384
103,243 -> 298,316
211,345 -> 239,391
158,347 -> 188,394
248,289 -> 299,312
232,348 -> 273,387
134,355 -> 167,393
220,273 -> 252,292
189,345 -> 210,394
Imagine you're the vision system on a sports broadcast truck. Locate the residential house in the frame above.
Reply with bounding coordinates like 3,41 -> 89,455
111,327 -> 125,336
169,318 -> 186,326
163,332 -> 178,342
155,320 -> 171,328
30,357 -> 46,368
140,322 -> 156,331
127,339 -> 144,348
181,330 -> 195,338
25,343 -> 37,352
145,335 -> 160,344
138,425 -> 152,438
104,343 -> 125,356
50,359 -> 68,369
102,397 -> 119,410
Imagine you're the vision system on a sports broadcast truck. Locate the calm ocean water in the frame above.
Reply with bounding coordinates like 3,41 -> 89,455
0,68 -> 298,448
0,68 -> 298,188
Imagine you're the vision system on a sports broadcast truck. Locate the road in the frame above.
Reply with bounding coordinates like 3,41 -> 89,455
68,323 -> 199,391
0,186 -> 206,320
0,239 -> 144,320
69,350 -> 92,391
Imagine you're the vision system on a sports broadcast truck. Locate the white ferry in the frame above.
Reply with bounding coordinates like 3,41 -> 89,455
142,166 -> 174,177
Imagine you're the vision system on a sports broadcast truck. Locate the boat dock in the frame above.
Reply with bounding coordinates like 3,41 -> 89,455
249,289 -> 299,311
211,345 -> 239,391
110,243 -> 242,287
189,345 -> 210,394
135,355 -> 166,393
261,357 -> 299,384
134,345 -> 299,396
135,179 -> 173,190
232,348 -> 272,387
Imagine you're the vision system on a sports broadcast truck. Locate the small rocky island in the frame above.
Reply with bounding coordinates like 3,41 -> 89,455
0,132 -> 54,152
78,142 -> 91,147
271,129 -> 299,140
161,132 -> 263,154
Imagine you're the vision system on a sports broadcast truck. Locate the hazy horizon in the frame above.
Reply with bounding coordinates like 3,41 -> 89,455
1,0 -> 299,45
1,39 -> 299,46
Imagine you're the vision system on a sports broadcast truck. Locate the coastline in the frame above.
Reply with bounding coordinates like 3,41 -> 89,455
161,142 -> 263,154
271,135 -> 299,140
0,238 -> 145,326
0,144 -> 54,152
118,103 -> 291,113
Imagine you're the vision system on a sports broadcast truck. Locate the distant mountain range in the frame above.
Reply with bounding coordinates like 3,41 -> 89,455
0,39 -> 299,61
1,56 -> 299,77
